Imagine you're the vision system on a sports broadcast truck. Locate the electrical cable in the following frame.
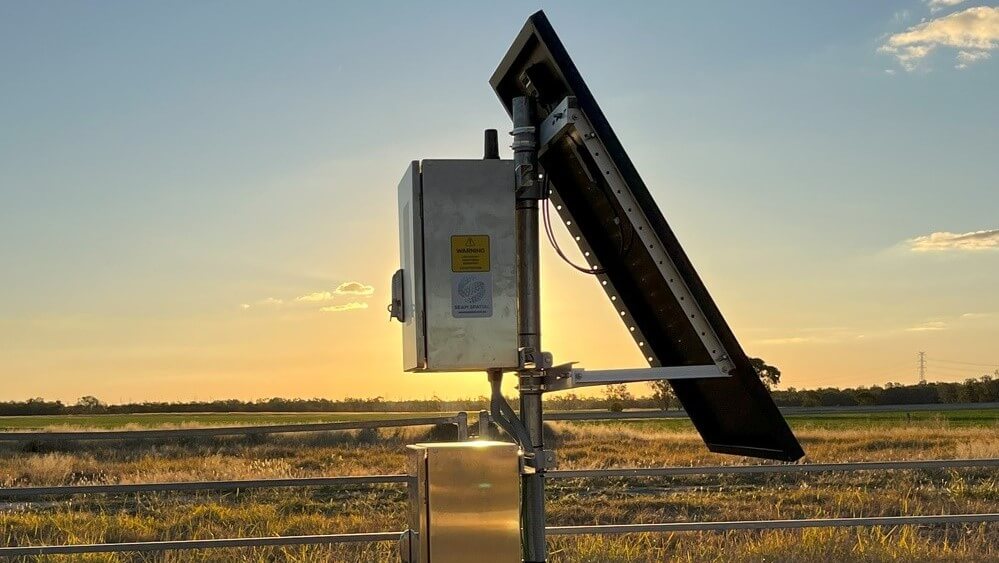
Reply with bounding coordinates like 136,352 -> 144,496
542,193 -> 605,275
540,140 -> 635,276
928,357 -> 998,368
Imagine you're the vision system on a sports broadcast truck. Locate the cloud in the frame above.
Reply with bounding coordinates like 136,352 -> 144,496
927,0 -> 966,13
906,321 -> 948,332
296,291 -> 334,303
956,48 -> 991,68
961,312 -> 992,319
334,281 -> 375,296
295,282 -> 375,303
240,297 -> 283,309
906,229 -> 999,251
753,326 -> 864,346
880,6 -> 999,70
319,302 -> 369,313
756,337 -> 818,345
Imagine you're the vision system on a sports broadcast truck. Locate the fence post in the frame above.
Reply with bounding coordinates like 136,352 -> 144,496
478,410 -> 492,439
453,412 -> 468,441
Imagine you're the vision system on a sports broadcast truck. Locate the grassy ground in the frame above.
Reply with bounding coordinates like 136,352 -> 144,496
0,411 -> 995,561
785,408 -> 998,428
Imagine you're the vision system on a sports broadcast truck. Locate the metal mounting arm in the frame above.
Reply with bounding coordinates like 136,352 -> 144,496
542,365 -> 729,393
538,95 -> 737,376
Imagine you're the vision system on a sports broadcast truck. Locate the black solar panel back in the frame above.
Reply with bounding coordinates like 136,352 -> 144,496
491,11 -> 803,461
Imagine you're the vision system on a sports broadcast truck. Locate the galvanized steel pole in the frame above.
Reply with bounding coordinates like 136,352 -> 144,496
512,95 -> 547,563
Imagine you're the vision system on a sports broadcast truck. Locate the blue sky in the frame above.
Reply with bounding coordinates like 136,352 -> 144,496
1,1 -> 997,401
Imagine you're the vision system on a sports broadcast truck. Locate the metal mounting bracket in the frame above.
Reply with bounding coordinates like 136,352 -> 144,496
542,365 -> 729,393
538,95 -> 737,375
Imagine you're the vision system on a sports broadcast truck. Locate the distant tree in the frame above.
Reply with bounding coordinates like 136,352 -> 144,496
749,357 -> 781,388
429,395 -> 443,412
75,396 -> 104,413
649,380 -> 677,411
604,384 -> 633,402
604,384 -> 633,412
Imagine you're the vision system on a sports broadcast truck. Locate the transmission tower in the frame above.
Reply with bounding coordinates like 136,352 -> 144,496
917,351 -> 926,384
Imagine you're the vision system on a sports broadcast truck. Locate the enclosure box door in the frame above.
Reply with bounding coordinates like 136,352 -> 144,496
407,442 -> 522,563
396,159 -> 518,372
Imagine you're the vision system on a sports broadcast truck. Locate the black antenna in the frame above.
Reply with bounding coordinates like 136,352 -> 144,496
484,129 -> 499,159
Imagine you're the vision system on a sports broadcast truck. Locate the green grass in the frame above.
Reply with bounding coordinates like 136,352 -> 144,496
785,409 -> 999,429
0,412 -> 455,430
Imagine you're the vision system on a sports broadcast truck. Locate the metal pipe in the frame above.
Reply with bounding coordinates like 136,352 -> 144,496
517,203 -> 542,354
548,458 -> 999,480
0,475 -> 409,498
0,416 -> 460,442
453,411 -> 468,441
546,513 -> 999,536
544,402 -> 999,421
512,95 -> 547,563
478,410 -> 492,439
512,96 -> 541,201
0,532 -> 403,556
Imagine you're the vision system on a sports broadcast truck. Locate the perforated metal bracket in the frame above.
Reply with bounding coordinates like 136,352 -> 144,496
538,96 -> 737,375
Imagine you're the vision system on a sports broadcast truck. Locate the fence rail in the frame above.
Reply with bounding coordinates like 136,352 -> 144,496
4,459 -> 993,499
545,402 -> 999,421
547,513 -> 999,536
4,513 -> 997,556
0,474 -> 410,498
548,458 -> 999,479
0,413 -> 468,442
0,532 -> 404,557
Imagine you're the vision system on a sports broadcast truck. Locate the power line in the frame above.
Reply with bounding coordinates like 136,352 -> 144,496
927,357 -> 998,368
933,370 -> 997,379
929,363 -> 994,373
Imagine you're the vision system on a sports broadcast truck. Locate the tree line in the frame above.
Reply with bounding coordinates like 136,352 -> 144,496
0,376 -> 996,416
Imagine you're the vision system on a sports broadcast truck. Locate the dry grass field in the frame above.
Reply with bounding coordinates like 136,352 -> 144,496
0,413 -> 996,562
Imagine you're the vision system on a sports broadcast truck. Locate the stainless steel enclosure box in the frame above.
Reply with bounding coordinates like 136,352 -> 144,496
407,442 -> 522,563
396,160 -> 518,372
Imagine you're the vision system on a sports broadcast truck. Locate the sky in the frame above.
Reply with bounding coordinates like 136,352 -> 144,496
1,1 -> 997,403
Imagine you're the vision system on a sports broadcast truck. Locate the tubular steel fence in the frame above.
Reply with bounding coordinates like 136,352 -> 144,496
0,413 -> 468,442
547,513 -> 999,536
1,457 -> 996,556
544,402 -> 999,421
0,474 -> 410,498
0,412 -> 997,557
0,533 -> 405,557
547,457 -> 999,479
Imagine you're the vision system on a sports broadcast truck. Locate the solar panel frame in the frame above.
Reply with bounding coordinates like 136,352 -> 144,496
491,11 -> 803,461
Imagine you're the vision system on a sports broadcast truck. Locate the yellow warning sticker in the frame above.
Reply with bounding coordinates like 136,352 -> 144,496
451,235 -> 490,272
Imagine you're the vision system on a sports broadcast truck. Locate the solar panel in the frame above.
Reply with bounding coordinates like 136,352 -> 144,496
491,11 -> 804,461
